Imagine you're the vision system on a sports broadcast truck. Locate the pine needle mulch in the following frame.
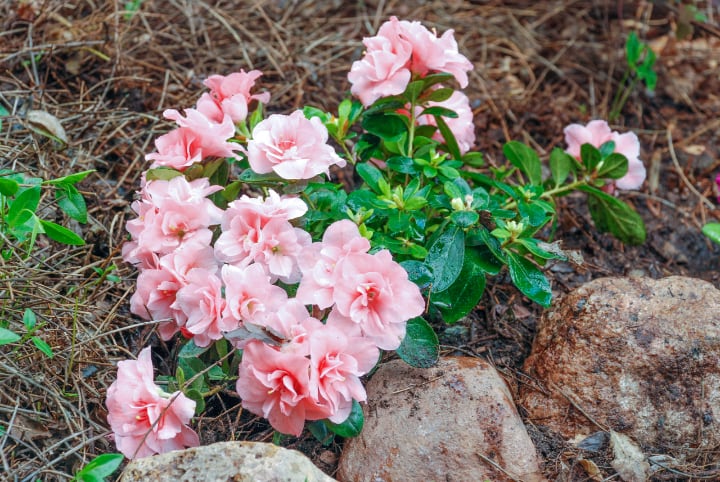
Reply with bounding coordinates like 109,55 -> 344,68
1,1 -> 719,480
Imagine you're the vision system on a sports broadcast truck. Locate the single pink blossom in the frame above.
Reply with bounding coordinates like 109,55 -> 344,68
332,250 -> 425,350
563,120 -> 646,190
196,70 -> 270,123
296,220 -> 370,309
306,320 -> 379,423
237,340 -> 331,436
173,270 -> 231,347
146,109 -> 241,169
106,347 -> 199,459
247,110 -> 346,179
222,263 -> 288,326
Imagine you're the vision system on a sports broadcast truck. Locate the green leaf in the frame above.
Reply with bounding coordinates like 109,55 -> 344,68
144,167 -> 183,181
434,115 -> 461,160
580,143 -> 601,172
419,73 -> 454,90
73,453 -> 124,482
450,211 -> 479,228
386,156 -> 418,175
356,162 -> 384,193
0,178 -> 19,196
626,31 -> 641,68
56,185 -> 88,223
596,153 -> 628,179
39,220 -> 85,245
598,140 -> 616,158
702,223 -> 720,246
0,327 -> 21,345
0,104 -> 9,132
325,399 -> 364,438
426,224 -> 464,292
7,186 -> 41,227
462,151 -> 484,167
420,106 -> 458,118
307,420 -> 334,446
420,87 -> 454,103
502,141 -> 542,185
23,308 -> 36,330
404,80 -> 425,103
506,251 -> 552,307
43,170 -> 95,186
396,317 -> 439,368
400,260 -> 434,289
581,185 -> 646,245
549,148 -> 574,186
184,388 -> 206,415
433,249 -> 487,324
179,339 -> 211,358
31,336 -> 54,358
362,113 -> 407,142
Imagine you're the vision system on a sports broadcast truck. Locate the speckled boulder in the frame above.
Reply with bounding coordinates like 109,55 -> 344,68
120,441 -> 336,482
520,276 -> 720,451
338,357 -> 545,482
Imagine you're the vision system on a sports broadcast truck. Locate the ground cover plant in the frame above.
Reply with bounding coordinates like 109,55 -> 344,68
1,1 -> 719,480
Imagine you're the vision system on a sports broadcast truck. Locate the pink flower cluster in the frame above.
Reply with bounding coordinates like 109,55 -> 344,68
348,16 -> 473,107
106,347 -> 199,459
146,70 -> 269,171
564,120 -> 646,191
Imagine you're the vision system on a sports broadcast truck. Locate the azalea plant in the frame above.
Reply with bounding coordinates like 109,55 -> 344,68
108,17 -> 648,459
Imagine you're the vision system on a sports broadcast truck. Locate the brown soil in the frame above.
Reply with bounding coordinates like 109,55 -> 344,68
1,0 -> 719,480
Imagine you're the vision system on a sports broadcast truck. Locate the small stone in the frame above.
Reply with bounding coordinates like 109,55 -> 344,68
338,357 -> 545,482
120,441 -> 336,482
520,276 -> 720,451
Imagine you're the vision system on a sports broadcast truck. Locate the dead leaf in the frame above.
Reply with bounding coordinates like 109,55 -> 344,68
26,109 -> 68,147
578,457 -> 602,481
681,144 -> 705,155
610,430 -> 649,482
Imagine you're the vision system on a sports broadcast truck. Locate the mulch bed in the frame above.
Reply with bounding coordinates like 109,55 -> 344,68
1,1 -> 719,479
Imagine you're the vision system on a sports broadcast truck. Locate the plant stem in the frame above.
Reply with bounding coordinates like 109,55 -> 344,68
503,179 -> 586,210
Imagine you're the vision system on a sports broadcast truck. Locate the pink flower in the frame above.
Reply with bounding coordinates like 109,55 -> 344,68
415,90 -> 475,154
237,340 -> 332,436
247,110 -> 346,179
296,220 -> 370,309
563,120 -> 646,190
106,347 -> 199,459
173,270 -> 230,347
146,109 -> 241,170
348,17 -> 473,106
125,176 -> 223,258
196,70 -> 270,123
222,263 -> 288,326
307,320 -> 378,423
716,173 -> 720,203
332,250 -> 425,350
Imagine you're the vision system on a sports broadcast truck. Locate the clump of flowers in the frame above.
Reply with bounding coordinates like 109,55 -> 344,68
109,16 -> 649,460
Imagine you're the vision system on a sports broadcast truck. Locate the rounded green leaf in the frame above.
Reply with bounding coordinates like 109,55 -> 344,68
505,251 -> 552,307
433,249 -> 487,324
396,317 -> 439,368
325,399 -> 364,437
0,327 -> 21,345
503,141 -> 542,185
702,223 -> 720,246
426,225 -> 464,292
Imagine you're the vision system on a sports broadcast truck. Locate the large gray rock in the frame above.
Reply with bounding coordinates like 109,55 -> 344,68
338,357 -> 545,482
120,441 -> 336,482
520,276 -> 720,451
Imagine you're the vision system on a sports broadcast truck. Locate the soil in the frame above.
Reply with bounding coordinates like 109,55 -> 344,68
1,0 -> 719,480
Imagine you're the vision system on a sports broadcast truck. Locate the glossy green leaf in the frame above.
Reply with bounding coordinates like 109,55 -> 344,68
356,162 -> 384,193
386,156 -> 418,175
450,210 -> 479,228
420,106 -> 458,118
144,167 -> 182,181
503,141 -> 542,185
598,140 -> 616,158
56,185 -> 88,223
31,336 -> 54,358
7,186 -> 40,227
434,115 -> 461,160
433,249 -> 487,324
549,148 -> 574,186
426,224 -> 464,292
179,339 -> 211,358
362,113 -> 407,142
325,399 -> 364,437
580,143 -> 601,171
73,453 -> 124,482
702,223 -> 720,246
396,317 -> 439,368
0,327 -> 21,345
43,170 -> 95,186
596,153 -> 628,179
581,185 -> 646,245
462,151 -> 484,168
39,220 -> 85,245
0,178 -> 19,196
404,80 -> 425,103
307,420 -> 334,446
420,87 -> 454,102
506,251 -> 552,307
184,388 -> 206,415
400,260 -> 434,289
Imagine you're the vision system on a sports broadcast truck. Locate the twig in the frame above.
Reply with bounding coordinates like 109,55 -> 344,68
475,451 -> 522,482
666,127 -> 716,211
